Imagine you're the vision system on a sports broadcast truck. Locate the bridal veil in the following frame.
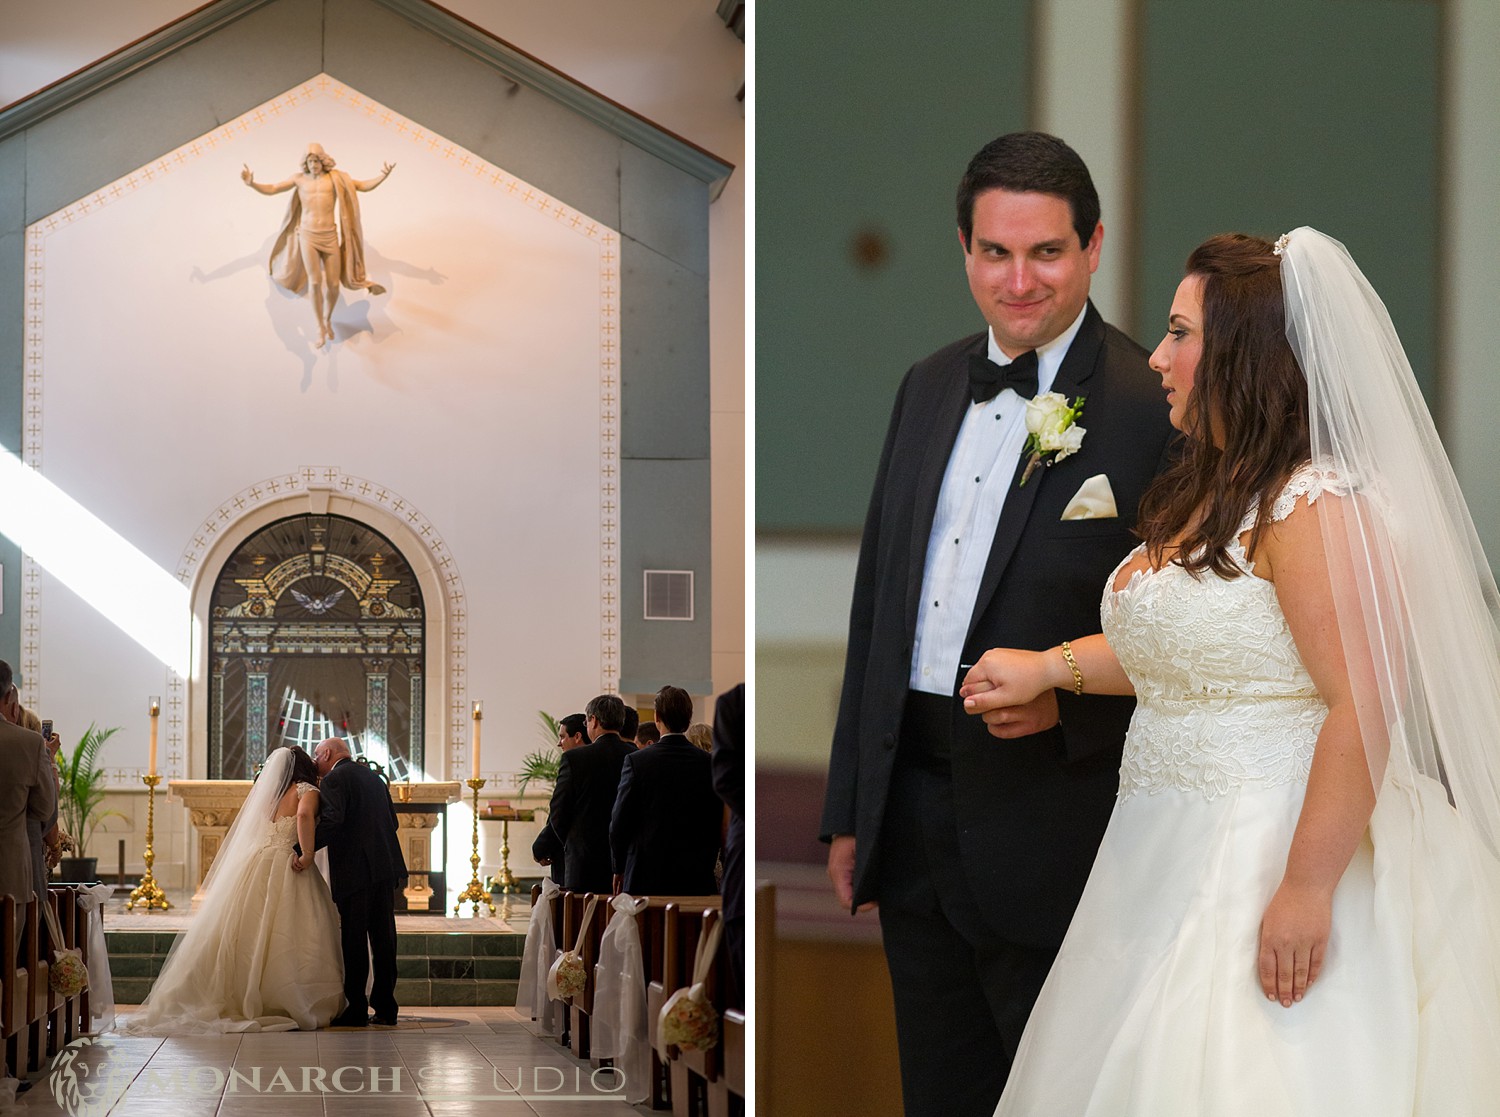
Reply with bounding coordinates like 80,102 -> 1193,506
1282,227 -> 1500,1088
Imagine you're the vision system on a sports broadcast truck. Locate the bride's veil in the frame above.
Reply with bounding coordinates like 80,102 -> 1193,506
1280,227 -> 1500,1057
128,747 -> 297,1026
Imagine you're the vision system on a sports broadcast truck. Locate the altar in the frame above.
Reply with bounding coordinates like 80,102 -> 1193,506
169,778 -> 463,908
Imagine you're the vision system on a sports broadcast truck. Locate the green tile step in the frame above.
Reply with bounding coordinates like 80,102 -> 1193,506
106,927 -> 526,1007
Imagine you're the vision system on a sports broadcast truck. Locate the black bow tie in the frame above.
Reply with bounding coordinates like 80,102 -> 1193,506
968,349 -> 1039,403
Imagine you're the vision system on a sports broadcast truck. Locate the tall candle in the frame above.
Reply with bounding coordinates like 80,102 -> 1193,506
148,696 -> 160,776
470,700 -> 483,780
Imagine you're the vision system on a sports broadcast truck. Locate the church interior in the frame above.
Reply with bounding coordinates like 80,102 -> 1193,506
1,1 -> 743,1113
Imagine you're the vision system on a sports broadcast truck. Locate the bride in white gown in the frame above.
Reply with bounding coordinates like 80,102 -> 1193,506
963,228 -> 1500,1114
123,746 -> 344,1033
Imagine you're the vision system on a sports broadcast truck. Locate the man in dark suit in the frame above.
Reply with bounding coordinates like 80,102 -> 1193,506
819,132 -> 1175,1117
547,694 -> 634,893
711,683 -> 745,1009
308,737 -> 407,1027
533,712 -> 589,884
609,686 -> 721,897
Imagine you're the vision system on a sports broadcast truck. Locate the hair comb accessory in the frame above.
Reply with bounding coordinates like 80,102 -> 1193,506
1273,233 -> 1290,256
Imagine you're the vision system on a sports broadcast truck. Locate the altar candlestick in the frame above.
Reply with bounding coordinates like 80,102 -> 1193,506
148,696 -> 160,776
471,700 -> 483,779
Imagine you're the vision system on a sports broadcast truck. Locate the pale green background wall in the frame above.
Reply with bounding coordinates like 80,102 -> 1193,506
759,0 -> 1442,537
756,2 -> 1032,533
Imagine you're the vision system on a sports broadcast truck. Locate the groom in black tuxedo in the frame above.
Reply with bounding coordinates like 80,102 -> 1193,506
820,133 -> 1175,1117
308,737 -> 407,1027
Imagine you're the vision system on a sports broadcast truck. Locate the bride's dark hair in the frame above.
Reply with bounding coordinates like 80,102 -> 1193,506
1137,233 -> 1311,578
258,745 -> 321,796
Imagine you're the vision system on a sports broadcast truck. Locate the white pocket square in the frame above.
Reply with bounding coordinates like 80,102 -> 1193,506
1061,474 -> 1118,520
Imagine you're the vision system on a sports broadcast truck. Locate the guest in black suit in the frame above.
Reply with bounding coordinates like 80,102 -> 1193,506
310,737 -> 407,1027
819,132 -> 1176,1117
711,683 -> 745,1009
547,695 -> 634,893
610,686 -> 721,897
533,712 -> 589,884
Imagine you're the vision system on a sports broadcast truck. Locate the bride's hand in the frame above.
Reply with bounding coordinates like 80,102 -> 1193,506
1257,881 -> 1331,1007
290,852 -> 308,872
961,648 -> 1055,714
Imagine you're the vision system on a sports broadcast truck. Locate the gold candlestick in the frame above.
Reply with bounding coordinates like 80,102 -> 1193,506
494,819 -> 519,893
453,777 -> 495,916
127,774 -> 171,911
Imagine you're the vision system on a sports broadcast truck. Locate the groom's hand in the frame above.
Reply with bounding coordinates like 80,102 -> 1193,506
973,690 -> 1061,739
290,852 -> 308,872
827,835 -> 876,913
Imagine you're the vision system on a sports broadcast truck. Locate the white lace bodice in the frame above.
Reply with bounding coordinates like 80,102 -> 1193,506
263,783 -> 317,850
1103,467 -> 1346,800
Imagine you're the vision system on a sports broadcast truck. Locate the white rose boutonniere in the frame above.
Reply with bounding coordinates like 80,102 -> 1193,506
1020,392 -> 1086,486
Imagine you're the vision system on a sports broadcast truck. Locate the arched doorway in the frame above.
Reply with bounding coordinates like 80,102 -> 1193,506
206,512 -> 426,778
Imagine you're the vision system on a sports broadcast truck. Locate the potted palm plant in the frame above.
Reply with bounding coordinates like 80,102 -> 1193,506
517,710 -> 563,799
55,723 -> 125,882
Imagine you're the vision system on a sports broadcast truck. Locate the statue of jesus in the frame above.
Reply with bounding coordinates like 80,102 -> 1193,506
242,143 -> 395,346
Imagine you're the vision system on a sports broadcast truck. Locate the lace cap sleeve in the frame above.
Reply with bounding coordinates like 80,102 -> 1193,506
1238,463 -> 1354,534
295,780 -> 320,797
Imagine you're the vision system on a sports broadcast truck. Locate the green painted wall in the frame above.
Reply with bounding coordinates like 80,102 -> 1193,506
756,2 -> 1032,534
1133,1 -> 1440,401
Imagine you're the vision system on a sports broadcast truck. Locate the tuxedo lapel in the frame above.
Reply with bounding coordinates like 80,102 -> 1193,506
904,335 -> 986,634
963,304 -> 1107,648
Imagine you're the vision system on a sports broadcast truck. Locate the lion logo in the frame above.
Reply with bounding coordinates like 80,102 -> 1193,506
49,1037 -> 113,1117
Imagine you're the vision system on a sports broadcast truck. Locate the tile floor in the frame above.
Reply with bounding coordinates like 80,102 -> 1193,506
14,1007 -> 646,1116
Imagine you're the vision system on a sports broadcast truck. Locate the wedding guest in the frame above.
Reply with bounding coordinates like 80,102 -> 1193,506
819,132 -> 1175,1116
0,698 -> 58,949
547,696 -> 634,893
685,723 -> 713,752
637,721 -> 661,748
712,684 -> 745,1009
0,666 -> 59,909
621,705 -> 640,747
610,686 -> 721,896
533,713 -> 589,884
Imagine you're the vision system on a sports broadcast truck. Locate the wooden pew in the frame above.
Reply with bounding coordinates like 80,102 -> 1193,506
582,894 -> 721,1107
561,891 -> 607,1059
2,895 -> 21,1075
674,908 -> 746,1117
43,886 -> 87,1050
8,896 -> 49,1074
649,902 -> 722,1116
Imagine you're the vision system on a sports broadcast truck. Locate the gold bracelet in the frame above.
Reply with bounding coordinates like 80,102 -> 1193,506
1059,641 -> 1084,696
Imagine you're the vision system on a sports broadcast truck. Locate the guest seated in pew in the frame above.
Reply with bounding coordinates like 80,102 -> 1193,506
610,686 -> 722,897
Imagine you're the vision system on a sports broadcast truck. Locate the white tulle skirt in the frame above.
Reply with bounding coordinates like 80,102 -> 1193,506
123,831 -> 344,1034
995,776 -> 1500,1116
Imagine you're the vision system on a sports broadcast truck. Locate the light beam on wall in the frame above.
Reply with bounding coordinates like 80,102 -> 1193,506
0,451 -> 192,676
